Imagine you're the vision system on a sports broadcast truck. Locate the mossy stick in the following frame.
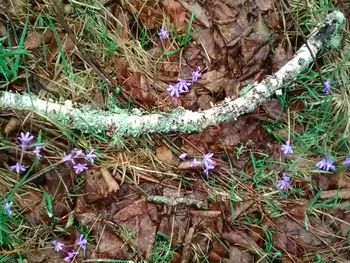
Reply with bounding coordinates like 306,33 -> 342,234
0,11 -> 345,137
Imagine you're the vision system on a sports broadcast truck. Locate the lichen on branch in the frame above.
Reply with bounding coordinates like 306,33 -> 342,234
0,11 -> 346,137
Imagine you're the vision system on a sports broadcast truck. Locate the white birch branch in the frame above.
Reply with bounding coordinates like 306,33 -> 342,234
0,11 -> 346,137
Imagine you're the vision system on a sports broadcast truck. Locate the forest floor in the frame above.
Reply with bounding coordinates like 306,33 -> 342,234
0,0 -> 350,262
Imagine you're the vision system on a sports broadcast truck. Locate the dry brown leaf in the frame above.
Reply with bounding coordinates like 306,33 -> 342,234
113,5 -> 130,40
136,215 -> 157,258
85,168 -> 115,203
273,216 -> 334,255
17,191 -> 46,225
156,145 -> 179,166
100,167 -> 119,193
222,230 -> 263,254
241,38 -> 260,64
124,72 -> 155,105
197,70 -> 225,85
252,15 -> 270,42
62,34 -> 75,53
256,0 -> 273,11
113,198 -> 148,222
223,246 -> 253,263
262,98 -> 283,120
96,228 -> 128,259
272,43 -> 293,72
4,118 -> 21,134
204,78 -> 229,94
335,172 -> 350,188
24,31 -> 41,50
198,29 -> 217,60
197,94 -> 214,110
26,248 -> 66,263
162,0 -> 186,31
178,0 -> 211,28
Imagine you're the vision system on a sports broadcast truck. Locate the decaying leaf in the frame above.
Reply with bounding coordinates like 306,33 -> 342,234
96,227 -> 128,259
4,117 -> 21,134
255,0 -> 273,11
85,168 -> 119,203
162,0 -> 186,31
156,145 -> 179,166
222,230 -> 264,255
273,216 -> 334,255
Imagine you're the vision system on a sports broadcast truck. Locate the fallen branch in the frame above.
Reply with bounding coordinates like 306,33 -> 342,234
0,11 -> 345,136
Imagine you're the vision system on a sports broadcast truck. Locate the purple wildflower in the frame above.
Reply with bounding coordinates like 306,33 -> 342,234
203,153 -> 215,169
72,148 -> 85,159
10,162 -> 27,174
4,202 -> 13,215
191,67 -> 202,82
176,79 -> 191,93
63,152 -> 75,164
73,163 -> 88,174
342,157 -> 350,168
202,153 -> 215,175
52,240 -> 65,252
33,146 -> 42,159
281,141 -> 293,155
85,150 -> 96,164
322,79 -> 332,94
76,234 -> 88,250
191,158 -> 201,167
179,153 -> 188,160
167,84 -> 180,97
158,27 -> 169,40
277,173 -> 291,191
316,156 -> 336,172
18,132 -> 34,148
64,251 -> 78,262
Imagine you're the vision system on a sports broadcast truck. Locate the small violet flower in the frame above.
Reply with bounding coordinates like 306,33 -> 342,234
167,84 -> 180,97
18,132 -> 34,148
176,79 -> 191,93
342,157 -> 350,168
281,141 -> 293,155
76,234 -> 88,250
191,158 -> 201,167
4,202 -> 13,215
10,162 -> 27,174
63,152 -> 75,164
191,67 -> 202,82
322,79 -> 332,94
64,251 -> 78,262
202,153 -> 215,175
179,153 -> 188,160
72,148 -> 85,159
277,173 -> 291,191
158,27 -> 169,40
316,156 -> 336,172
52,240 -> 65,252
73,163 -> 88,174
85,150 -> 96,164
33,146 -> 42,159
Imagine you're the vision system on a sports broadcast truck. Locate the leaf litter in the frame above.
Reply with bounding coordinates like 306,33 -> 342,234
0,0 -> 349,262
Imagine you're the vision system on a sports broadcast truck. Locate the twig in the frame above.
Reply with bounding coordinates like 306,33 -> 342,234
0,11 -> 346,137
147,195 -> 208,209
